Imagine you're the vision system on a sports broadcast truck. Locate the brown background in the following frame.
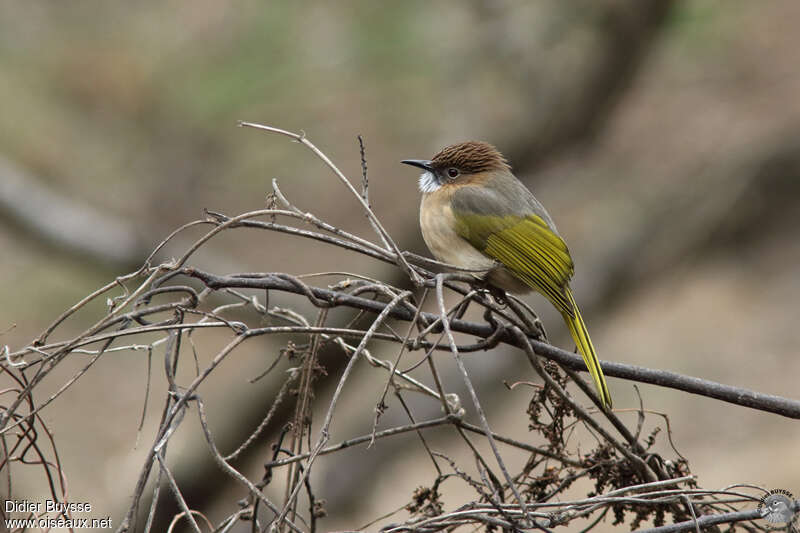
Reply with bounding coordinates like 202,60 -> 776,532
1,1 -> 799,531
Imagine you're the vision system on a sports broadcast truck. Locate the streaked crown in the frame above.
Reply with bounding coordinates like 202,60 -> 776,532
430,141 -> 510,174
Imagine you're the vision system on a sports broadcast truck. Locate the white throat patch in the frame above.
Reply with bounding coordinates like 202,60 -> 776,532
418,171 -> 441,193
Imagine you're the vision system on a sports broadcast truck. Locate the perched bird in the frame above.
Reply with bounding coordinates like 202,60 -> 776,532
402,141 -> 612,408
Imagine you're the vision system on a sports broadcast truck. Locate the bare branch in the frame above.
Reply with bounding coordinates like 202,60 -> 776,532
178,268 -> 800,419
239,121 -> 424,286
4,125 -> 793,533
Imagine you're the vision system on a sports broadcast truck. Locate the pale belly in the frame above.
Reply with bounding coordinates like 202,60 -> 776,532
419,195 -> 494,270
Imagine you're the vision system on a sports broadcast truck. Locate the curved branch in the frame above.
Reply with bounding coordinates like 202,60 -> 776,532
633,500 -> 800,533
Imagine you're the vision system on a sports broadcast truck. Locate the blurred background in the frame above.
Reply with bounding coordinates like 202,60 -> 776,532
2,0 -> 799,531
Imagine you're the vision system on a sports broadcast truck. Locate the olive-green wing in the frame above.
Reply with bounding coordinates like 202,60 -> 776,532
452,184 -> 611,407
452,191 -> 575,316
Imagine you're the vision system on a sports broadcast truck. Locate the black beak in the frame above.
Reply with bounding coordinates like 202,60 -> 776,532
401,159 -> 434,172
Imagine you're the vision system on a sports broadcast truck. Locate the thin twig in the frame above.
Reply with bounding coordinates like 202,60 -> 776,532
264,415 -> 459,468
271,290 -> 412,530
434,274 -> 533,526
239,121 -> 423,286
195,398 -> 298,531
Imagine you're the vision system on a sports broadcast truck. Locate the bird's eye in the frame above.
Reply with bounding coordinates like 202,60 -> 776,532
447,168 -> 460,179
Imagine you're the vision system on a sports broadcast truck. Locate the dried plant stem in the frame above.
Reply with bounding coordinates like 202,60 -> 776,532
435,275 -> 533,525
271,290 -> 412,531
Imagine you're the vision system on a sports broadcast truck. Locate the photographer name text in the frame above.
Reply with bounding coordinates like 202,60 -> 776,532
5,499 -> 111,529
6,499 -> 92,514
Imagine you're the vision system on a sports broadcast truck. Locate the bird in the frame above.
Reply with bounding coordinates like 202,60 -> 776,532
764,496 -> 793,524
402,141 -> 612,409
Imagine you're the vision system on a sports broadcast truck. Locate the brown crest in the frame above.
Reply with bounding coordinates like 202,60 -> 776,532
430,141 -> 510,174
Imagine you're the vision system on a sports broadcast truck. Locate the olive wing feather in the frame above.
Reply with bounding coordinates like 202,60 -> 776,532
451,184 -> 576,316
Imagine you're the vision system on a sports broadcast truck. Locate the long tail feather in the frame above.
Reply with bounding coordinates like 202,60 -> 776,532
561,289 -> 612,409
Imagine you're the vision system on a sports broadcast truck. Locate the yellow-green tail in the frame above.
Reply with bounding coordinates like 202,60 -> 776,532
561,289 -> 612,409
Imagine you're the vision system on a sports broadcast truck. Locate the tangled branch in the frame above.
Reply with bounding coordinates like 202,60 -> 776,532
1,124 -> 795,533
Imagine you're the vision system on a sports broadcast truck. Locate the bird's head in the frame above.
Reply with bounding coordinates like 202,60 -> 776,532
402,141 -> 510,194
